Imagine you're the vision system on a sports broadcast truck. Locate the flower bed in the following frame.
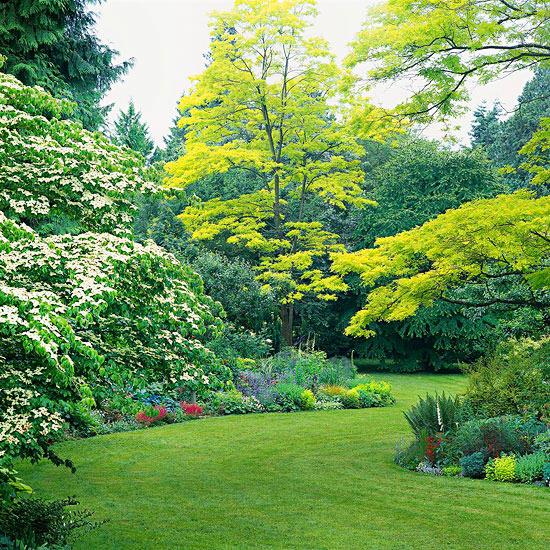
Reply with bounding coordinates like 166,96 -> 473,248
395,393 -> 550,487
86,350 -> 396,436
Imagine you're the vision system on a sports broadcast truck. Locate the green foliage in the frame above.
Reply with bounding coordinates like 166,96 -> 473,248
339,389 -> 361,409
273,383 -> 306,412
208,389 -> 263,415
394,432 -> 430,471
0,71 -> 153,234
351,381 -> 395,407
333,192 -> 550,338
356,139 -> 504,247
464,337 -> 550,420
449,416 -> 538,461
471,70 -> 550,188
441,465 -> 462,477
403,393 -> 461,438
112,100 -> 155,160
0,496 -> 102,548
190,249 -> 278,333
0,0 -> 131,130
165,0 -> 378,344
347,0 -> 549,123
0,466 -> 32,506
0,69 -> 228,481
515,452 -> 547,483
268,349 -> 334,389
208,324 -> 271,373
533,431 -> 550,455
459,452 -> 486,479
313,400 -> 343,411
317,358 -> 357,386
300,389 -> 316,410
485,454 -> 517,482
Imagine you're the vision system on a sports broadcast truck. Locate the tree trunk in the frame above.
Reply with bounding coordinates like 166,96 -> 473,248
280,303 -> 294,348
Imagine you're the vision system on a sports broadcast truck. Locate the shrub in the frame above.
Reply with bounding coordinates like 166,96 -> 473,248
464,337 -> 549,420
515,452 -> 546,483
209,388 -> 264,414
208,323 -> 272,373
135,406 -> 168,426
209,389 -> 264,415
180,402 -> 203,417
234,369 -> 277,404
268,349 -> 329,389
543,463 -> 550,484
459,452 -> 486,478
403,393 -> 461,438
273,383 -> 306,412
0,496 -> 102,547
352,381 -> 395,407
340,389 -> 361,409
300,389 -> 316,410
485,454 -> 516,482
533,431 -> 550,455
442,465 -> 462,477
318,385 -> 347,398
448,416 -> 532,460
93,417 -> 142,435
394,438 -> 427,471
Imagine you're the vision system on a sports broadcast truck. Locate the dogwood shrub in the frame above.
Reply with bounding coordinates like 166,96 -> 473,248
0,67 -> 228,480
0,69 -> 155,233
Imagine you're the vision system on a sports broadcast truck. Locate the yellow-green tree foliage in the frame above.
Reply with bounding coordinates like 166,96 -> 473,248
347,0 -> 549,121
165,0 -> 374,341
332,191 -> 550,337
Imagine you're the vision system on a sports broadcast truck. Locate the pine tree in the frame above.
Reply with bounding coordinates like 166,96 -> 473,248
159,111 -> 187,163
470,104 -> 502,153
112,100 -> 155,160
0,0 -> 131,130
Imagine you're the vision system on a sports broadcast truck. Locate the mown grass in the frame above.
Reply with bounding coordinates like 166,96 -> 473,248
18,374 -> 549,549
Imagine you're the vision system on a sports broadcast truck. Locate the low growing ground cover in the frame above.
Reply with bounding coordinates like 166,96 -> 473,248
17,374 -> 549,550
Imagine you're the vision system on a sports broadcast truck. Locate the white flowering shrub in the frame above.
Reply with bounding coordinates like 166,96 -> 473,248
0,71 -> 155,234
0,67 -> 229,483
0,206 -> 228,468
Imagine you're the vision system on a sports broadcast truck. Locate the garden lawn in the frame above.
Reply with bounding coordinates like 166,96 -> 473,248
18,374 -> 549,549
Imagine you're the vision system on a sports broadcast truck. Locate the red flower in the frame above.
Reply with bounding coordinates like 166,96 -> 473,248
180,402 -> 203,417
136,405 -> 167,425
425,435 -> 442,464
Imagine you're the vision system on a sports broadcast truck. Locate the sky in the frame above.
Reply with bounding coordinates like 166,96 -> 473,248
95,0 -> 531,146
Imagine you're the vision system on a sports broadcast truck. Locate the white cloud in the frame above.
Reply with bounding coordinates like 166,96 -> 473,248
96,0 -> 530,145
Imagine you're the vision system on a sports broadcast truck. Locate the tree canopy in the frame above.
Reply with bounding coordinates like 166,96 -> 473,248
332,191 -> 550,338
0,0 -> 130,129
165,0 -> 374,344
112,100 -> 155,161
347,0 -> 550,121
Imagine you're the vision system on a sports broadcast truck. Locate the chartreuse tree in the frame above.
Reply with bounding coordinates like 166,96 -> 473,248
0,65 -> 228,492
347,0 -> 550,122
332,191 -> 550,338
165,0 -> 374,345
